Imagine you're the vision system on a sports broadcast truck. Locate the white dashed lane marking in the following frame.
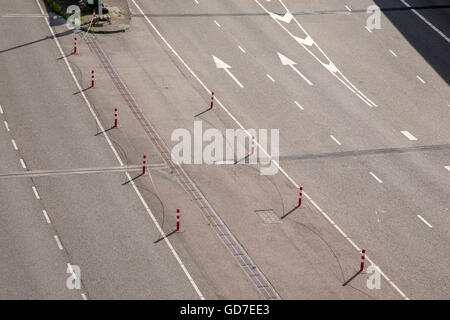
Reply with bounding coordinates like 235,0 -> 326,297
11,139 -> 18,150
416,75 -> 426,83
0,104 -> 3,114
401,131 -> 418,141
369,172 -> 383,183
330,135 -> 342,145
32,186 -> 40,199
19,158 -> 27,169
417,215 -> 433,228
214,20 -> 221,27
4,121 -> 10,131
266,74 -> 275,82
389,49 -> 397,57
365,26 -> 373,33
445,166 -> 450,172
238,45 -> 246,53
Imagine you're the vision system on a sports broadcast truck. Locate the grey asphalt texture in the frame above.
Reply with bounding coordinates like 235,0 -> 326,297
0,0 -> 448,299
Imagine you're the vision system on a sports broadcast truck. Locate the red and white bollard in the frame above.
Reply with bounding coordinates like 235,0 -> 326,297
93,10 -> 96,25
176,208 -> 180,231
360,249 -> 366,272
142,154 -> 147,175
298,186 -> 303,207
74,34 -> 77,54
91,69 -> 95,87
114,108 -> 118,127
210,91 -> 214,109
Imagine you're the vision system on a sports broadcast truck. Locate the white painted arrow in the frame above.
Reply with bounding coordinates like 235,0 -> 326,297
277,52 -> 313,86
212,55 -> 244,88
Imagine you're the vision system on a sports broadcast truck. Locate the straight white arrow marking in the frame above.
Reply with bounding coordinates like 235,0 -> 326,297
277,52 -> 313,86
213,55 -> 244,88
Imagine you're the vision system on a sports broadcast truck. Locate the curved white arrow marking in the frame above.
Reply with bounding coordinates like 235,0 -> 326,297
213,55 -> 244,88
277,52 -> 313,86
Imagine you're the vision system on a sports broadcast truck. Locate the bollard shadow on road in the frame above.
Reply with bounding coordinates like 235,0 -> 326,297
280,206 -> 300,219
122,172 -> 144,185
154,229 -> 177,244
342,270 -> 362,286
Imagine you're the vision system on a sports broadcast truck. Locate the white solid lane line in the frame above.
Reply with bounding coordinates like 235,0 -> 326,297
417,215 -> 433,228
369,172 -> 383,183
266,74 -> 275,82
4,121 -> 10,131
400,0 -> 449,43
401,131 -> 418,141
416,75 -> 426,83
389,49 -> 397,57
32,186 -> 40,199
238,45 -> 246,53
330,135 -> 342,145
294,101 -> 304,110
42,210 -> 51,224
19,158 -> 27,169
214,20 -> 221,27
445,166 -> 450,172
11,139 -> 18,150
54,235 -> 64,250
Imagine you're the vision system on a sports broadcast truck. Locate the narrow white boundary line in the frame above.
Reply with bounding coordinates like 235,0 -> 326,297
400,0 -> 450,43
266,74 -> 275,82
20,158 -> 27,169
54,235 -> 64,250
294,101 -> 304,110
131,0 -> 408,300
330,135 -> 342,145
401,130 -> 418,141
35,0 -> 204,300
417,215 -> 433,228
32,186 -> 40,199
369,172 -> 383,183
42,209 -> 51,224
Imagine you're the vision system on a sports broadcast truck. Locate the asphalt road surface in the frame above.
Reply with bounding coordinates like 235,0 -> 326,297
0,0 -> 448,299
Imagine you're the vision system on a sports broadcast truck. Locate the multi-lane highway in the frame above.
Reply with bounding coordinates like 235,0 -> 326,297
0,0 -> 449,300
